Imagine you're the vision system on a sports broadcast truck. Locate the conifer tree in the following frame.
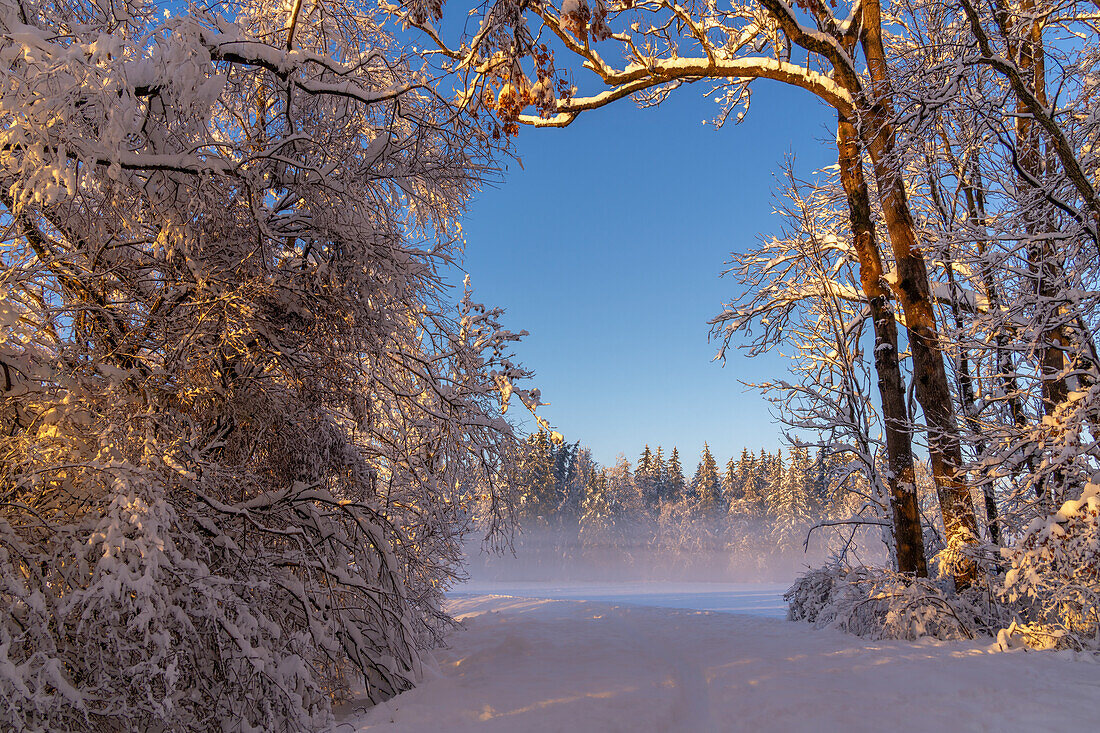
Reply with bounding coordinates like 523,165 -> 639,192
551,440 -> 580,516
764,449 -> 785,518
691,443 -> 725,517
739,444 -> 765,512
654,446 -> 672,505
580,471 -> 615,541
636,444 -> 660,509
773,444 -> 816,546
722,456 -> 737,500
518,432 -> 556,520
606,456 -> 642,516
667,447 -> 687,504
567,447 -> 599,518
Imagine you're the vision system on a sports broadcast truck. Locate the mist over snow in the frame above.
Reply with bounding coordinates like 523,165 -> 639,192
459,521 -> 873,585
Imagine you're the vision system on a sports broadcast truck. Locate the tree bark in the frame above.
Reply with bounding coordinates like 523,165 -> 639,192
837,113 -> 928,576
1010,0 -> 1069,436
859,0 -> 980,589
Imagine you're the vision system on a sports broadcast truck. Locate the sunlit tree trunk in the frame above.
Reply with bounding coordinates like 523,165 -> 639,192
859,0 -> 980,588
837,113 -> 928,576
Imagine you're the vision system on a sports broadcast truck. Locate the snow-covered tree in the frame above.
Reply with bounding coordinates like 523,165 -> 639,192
405,0 -> 980,588
772,444 -> 817,548
0,2 -> 542,729
1000,483 -> 1100,651
652,445 -> 671,505
517,431 -> 557,520
412,0 -> 1100,645
730,449 -> 766,518
563,445 -> 597,517
667,447 -> 687,504
635,444 -> 660,509
722,455 -> 739,501
691,443 -> 725,518
580,471 -> 615,541
714,161 -> 926,573
605,454 -> 642,517
763,450 -> 785,518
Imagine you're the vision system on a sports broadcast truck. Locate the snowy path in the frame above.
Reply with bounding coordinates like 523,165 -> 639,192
341,594 -> 1099,733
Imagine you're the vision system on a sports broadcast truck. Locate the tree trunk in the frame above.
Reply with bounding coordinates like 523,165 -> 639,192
1012,0 -> 1069,436
859,0 -> 980,589
926,154 -> 1000,545
959,155 -> 1039,485
837,113 -> 928,576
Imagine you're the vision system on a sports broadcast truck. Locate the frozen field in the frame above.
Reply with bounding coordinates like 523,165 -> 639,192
341,589 -> 1099,732
448,581 -> 790,618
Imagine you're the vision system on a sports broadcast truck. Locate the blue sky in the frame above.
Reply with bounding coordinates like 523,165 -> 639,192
458,80 -> 836,469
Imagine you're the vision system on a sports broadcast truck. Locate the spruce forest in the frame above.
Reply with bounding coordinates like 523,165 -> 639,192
478,438 -> 864,581
0,0 -> 1098,730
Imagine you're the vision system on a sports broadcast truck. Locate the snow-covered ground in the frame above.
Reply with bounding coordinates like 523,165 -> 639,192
449,581 -> 790,618
340,586 -> 1098,732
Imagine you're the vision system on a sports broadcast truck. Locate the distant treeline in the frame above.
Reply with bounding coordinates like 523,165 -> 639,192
513,433 -> 837,528
466,433 -> 884,581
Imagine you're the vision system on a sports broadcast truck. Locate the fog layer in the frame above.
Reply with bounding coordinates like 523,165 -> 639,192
463,521 -> 885,585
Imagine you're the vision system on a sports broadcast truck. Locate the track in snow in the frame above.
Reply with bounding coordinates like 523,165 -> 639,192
449,581 -> 790,618
340,591 -> 1099,733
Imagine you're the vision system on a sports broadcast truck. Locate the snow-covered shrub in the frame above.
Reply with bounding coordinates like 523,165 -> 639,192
787,565 -> 982,641
786,564 -> 846,624
998,482 -> 1100,651
0,471 -> 360,731
0,1 -> 535,729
